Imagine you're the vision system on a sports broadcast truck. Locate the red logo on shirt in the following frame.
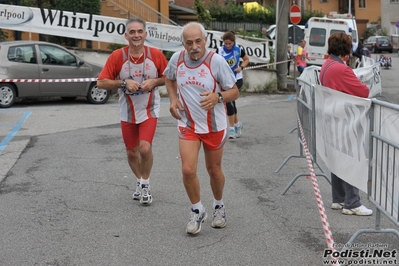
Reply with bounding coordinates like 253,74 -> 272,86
178,70 -> 186,77
145,63 -> 151,71
198,68 -> 208,78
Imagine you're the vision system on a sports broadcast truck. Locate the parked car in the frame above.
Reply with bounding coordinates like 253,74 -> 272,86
364,36 -> 393,53
0,40 -> 109,108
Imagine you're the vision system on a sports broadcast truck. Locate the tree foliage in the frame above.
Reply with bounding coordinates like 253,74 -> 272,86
207,1 -> 325,27
301,9 -> 325,25
193,0 -> 213,29
207,0 -> 275,25
54,0 -> 100,14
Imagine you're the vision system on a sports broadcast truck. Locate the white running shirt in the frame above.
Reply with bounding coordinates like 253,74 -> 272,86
163,50 -> 236,134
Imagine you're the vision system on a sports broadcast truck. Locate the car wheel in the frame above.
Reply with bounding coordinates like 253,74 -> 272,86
389,50 -> 392,53
61,97 -> 78,101
87,83 -> 110,104
0,83 -> 17,108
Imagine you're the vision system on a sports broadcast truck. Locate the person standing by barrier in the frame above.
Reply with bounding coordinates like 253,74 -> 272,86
319,32 -> 373,216
216,30 -> 249,139
163,22 -> 239,235
97,18 -> 168,205
296,39 -> 309,74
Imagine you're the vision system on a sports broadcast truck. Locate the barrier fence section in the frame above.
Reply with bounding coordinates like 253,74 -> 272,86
276,78 -> 399,250
343,98 -> 399,245
275,78 -> 330,195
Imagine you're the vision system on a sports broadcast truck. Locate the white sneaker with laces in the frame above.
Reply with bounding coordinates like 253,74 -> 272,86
211,205 -> 227,228
140,185 -> 152,204
186,207 -> 207,235
132,182 -> 141,200
235,122 -> 243,138
229,127 -> 236,139
342,205 -> 372,216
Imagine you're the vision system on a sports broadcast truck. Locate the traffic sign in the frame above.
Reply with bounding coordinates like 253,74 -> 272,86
290,5 -> 301,25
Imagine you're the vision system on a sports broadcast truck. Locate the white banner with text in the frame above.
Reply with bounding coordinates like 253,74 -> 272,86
0,4 -> 270,63
314,85 -> 372,192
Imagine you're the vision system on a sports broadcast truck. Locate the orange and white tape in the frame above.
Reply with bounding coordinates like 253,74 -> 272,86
296,112 -> 340,265
243,59 -> 294,70
0,78 -> 97,83
0,59 -> 295,82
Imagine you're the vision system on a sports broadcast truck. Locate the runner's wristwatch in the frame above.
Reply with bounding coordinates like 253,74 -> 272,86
217,92 -> 224,103
120,79 -> 126,89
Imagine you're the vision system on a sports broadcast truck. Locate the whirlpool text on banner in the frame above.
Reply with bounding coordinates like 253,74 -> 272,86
0,4 -> 270,64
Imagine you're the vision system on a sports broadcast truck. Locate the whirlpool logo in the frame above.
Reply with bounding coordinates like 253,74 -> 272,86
0,6 -> 34,26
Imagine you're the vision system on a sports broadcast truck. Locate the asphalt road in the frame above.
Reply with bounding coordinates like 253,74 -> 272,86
0,56 -> 398,265
371,51 -> 399,104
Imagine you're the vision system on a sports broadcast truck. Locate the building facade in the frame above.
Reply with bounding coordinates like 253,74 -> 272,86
381,1 -> 399,37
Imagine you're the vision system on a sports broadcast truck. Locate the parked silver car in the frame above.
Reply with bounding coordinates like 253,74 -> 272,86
0,41 -> 109,108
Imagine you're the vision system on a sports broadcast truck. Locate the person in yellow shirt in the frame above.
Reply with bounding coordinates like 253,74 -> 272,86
296,40 -> 310,73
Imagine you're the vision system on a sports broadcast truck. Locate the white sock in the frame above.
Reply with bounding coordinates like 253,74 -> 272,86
213,199 -> 224,209
136,178 -> 141,185
229,126 -> 235,130
141,178 -> 149,187
192,202 -> 203,212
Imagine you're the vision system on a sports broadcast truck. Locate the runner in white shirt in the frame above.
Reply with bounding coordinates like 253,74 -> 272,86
97,18 -> 168,205
163,22 -> 239,235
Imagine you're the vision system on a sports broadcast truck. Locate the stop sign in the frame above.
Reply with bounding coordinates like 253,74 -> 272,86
290,5 -> 301,25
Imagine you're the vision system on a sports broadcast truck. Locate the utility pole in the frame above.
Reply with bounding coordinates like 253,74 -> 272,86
276,0 -> 289,90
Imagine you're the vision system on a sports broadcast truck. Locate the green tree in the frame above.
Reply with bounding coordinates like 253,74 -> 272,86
193,0 -> 213,29
207,0 -> 274,25
207,1 -> 323,27
50,0 -> 101,46
302,9 -> 325,25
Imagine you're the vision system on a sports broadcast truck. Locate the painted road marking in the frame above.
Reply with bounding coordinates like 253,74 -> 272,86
0,112 -> 31,155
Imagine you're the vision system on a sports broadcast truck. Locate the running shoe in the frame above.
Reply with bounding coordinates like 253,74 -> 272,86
211,205 -> 227,228
132,181 -> 141,200
342,205 -> 372,216
235,122 -> 243,138
229,127 -> 236,139
186,208 -> 207,235
140,185 -> 152,204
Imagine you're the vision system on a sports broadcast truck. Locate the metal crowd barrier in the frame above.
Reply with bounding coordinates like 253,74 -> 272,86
277,75 -> 399,246
344,98 -> 399,246
275,78 -> 330,195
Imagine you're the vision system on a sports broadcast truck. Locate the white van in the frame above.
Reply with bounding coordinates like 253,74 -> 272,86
304,12 -> 358,66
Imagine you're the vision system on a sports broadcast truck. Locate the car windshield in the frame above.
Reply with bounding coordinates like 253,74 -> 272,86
376,37 -> 390,43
